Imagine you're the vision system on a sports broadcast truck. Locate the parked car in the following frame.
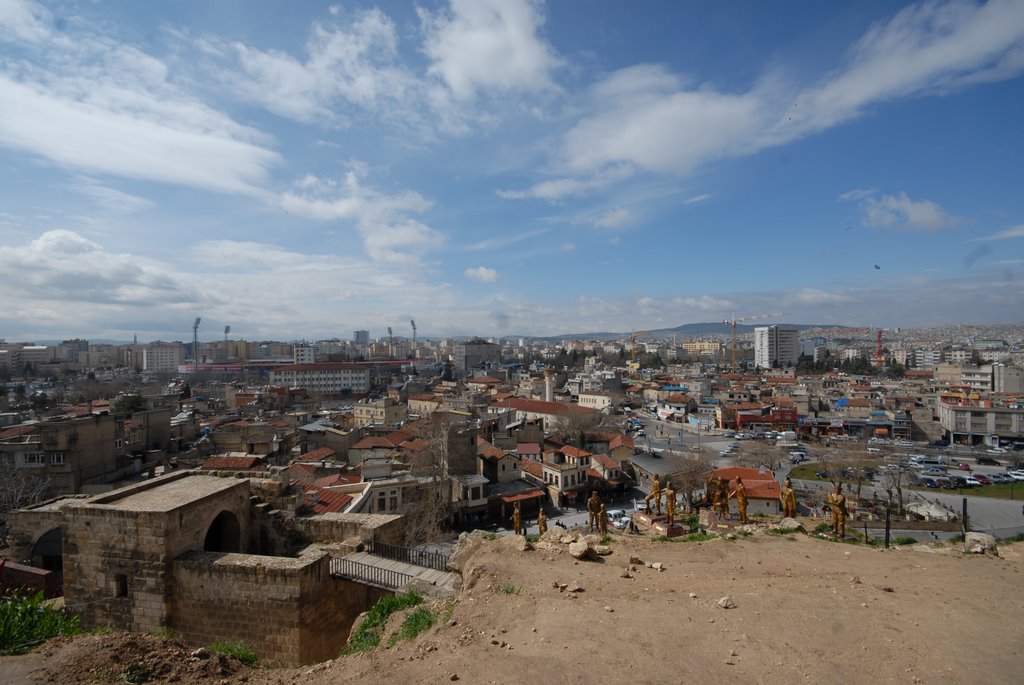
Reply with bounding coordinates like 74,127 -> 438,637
987,447 -> 1008,454
972,474 -> 992,485
964,477 -> 982,487
895,439 -> 915,447
921,467 -> 946,477
989,473 -> 1012,484
921,477 -> 939,488
612,516 -> 631,530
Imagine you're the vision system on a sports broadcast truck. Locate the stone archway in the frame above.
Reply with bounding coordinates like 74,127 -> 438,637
203,511 -> 241,553
31,527 -> 63,582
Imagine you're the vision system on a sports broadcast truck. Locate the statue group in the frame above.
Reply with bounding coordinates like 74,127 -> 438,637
827,483 -> 848,538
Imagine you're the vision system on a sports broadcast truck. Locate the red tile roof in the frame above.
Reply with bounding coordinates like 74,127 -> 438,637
520,459 -> 544,478
298,447 -> 336,462
491,398 -> 597,417
293,482 -> 353,513
314,473 -> 361,487
0,424 -> 38,440
593,453 -> 618,470
561,445 -> 592,458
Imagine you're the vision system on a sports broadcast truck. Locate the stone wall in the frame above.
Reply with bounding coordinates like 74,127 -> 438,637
0,560 -> 59,598
171,550 -> 388,664
291,512 -> 405,548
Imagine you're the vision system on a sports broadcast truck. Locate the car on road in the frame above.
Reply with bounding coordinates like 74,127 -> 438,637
956,462 -> 971,471
789,451 -> 808,463
987,447 -> 1008,454
895,439 -> 915,447
921,467 -> 946,476
977,456 -> 1001,466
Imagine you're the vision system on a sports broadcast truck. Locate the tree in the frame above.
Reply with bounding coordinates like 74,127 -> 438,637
880,461 -> 912,516
113,393 -> 145,414
0,457 -> 51,542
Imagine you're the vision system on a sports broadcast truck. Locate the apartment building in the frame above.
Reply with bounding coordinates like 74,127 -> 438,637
143,343 -> 185,373
269,363 -> 370,395
453,339 -> 501,371
754,326 -> 800,369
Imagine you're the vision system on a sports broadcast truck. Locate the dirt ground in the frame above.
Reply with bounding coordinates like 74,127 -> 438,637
4,527 -> 1024,685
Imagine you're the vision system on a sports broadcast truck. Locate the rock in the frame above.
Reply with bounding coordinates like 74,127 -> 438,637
190,648 -> 210,659
725,533 -> 737,540
594,545 -> 613,556
779,517 -> 805,532
451,675 -> 460,681
448,619 -> 458,627
620,567 -> 633,579
559,532 -> 579,544
629,554 -> 642,565
604,606 -> 614,612
688,592 -> 698,599
500,534 -> 531,553
568,539 -> 594,560
558,583 -> 568,592
740,525 -> 759,534
964,532 -> 998,555
850,576 -> 862,584
651,562 -> 664,571
567,581 -> 584,593
717,596 -> 736,609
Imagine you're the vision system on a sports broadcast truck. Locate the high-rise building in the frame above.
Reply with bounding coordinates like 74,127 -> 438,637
353,330 -> 369,345
142,343 -> 185,372
453,339 -> 501,371
754,326 -> 800,369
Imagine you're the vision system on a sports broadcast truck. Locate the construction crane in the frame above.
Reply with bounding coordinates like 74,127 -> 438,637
387,326 -> 393,360
722,313 -> 787,373
410,320 -> 416,359
630,331 -> 650,365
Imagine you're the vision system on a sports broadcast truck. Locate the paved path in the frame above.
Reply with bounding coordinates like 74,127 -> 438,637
332,552 -> 460,592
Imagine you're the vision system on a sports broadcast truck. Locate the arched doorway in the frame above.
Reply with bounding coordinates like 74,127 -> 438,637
203,511 -> 241,552
32,528 -> 63,584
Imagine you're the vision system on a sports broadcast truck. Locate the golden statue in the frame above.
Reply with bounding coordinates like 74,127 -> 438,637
827,483 -> 847,539
711,477 -> 731,519
780,477 -> 797,518
586,491 -> 601,532
644,475 -> 662,516
537,508 -> 547,536
729,477 -> 749,524
511,502 -> 522,536
598,503 -> 608,536
664,485 -> 676,525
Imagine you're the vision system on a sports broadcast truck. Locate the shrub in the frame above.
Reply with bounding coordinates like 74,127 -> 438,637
207,639 -> 258,667
391,606 -> 437,645
893,536 -> 918,546
122,660 -> 156,683
343,592 -> 423,656
499,583 -> 520,595
0,592 -> 83,655
813,523 -> 832,534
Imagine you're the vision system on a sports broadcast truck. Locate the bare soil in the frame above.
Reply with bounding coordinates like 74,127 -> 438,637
4,528 -> 1023,685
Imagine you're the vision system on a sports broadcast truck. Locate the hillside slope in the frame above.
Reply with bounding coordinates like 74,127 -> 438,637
4,531 -> 1023,684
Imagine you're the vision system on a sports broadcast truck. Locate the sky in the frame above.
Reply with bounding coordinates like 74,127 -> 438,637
1,0 -> 1023,343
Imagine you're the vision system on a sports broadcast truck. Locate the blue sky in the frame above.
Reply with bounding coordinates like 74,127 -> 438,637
1,0 -> 1023,342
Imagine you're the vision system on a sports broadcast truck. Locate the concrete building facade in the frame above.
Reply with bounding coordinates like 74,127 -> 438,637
754,326 -> 800,369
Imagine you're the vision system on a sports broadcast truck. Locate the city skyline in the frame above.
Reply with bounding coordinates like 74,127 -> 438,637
2,0 -> 1023,342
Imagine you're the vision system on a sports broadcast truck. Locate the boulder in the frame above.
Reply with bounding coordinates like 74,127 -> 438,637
594,545 -> 613,556
499,534 -> 531,553
568,539 -> 593,560
779,517 -> 805,532
964,532 -> 998,555
717,596 -> 736,609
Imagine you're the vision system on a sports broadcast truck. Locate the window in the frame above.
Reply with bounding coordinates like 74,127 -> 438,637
115,439 -> 123,449
18,452 -> 45,468
49,452 -> 65,465
116,574 -> 128,597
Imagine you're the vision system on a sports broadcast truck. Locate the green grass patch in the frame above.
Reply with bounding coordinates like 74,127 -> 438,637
122,660 -> 157,683
389,606 -> 437,646
150,627 -> 178,640
343,592 -> 423,656
813,523 -> 832,534
655,532 -> 715,542
0,592 -> 83,655
600,534 -> 613,545
483,533 -> 498,541
525,534 -> 539,544
892,536 -> 918,545
207,639 -> 258,667
498,583 -> 520,595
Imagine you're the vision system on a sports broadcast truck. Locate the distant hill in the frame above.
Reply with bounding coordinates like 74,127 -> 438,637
533,322 -> 842,341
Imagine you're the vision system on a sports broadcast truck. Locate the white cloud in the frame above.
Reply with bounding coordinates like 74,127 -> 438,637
0,230 -> 196,306
683,193 -> 711,205
860,192 -> 958,231
837,188 -> 877,202
975,224 -> 1024,240
779,0 -> 1024,139
419,0 -> 562,101
560,242 -> 576,252
497,165 -> 633,200
509,1 -> 1024,200
71,178 -> 154,214
592,207 -> 630,229
216,9 -> 419,126
279,168 -> 443,263
671,295 -> 737,311
790,288 -> 853,306
0,0 -> 52,44
464,266 -> 499,283
0,7 -> 281,197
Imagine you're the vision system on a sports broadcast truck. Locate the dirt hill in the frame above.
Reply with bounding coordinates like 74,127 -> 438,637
4,528 -> 1023,685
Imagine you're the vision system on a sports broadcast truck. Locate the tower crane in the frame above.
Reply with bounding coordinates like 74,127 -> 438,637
722,313 -> 787,373
630,331 -> 650,365
410,320 -> 416,359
